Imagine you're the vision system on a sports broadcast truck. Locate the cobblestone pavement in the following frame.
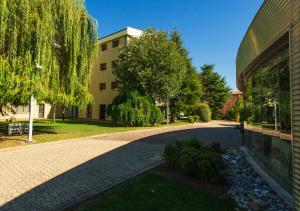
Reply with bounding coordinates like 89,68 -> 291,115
0,121 -> 241,210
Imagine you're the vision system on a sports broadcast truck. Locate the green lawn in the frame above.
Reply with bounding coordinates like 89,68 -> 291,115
71,170 -> 236,211
0,119 -> 189,149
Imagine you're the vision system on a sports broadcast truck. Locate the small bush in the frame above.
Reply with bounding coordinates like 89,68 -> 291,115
179,147 -> 199,176
195,150 -> 227,184
210,143 -> 222,154
193,116 -> 200,122
183,138 -> 202,150
196,103 -> 212,122
187,116 -> 194,123
150,105 -> 163,125
163,142 -> 183,167
163,138 -> 227,184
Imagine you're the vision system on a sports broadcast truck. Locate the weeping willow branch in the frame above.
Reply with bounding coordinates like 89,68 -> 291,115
0,0 -> 98,116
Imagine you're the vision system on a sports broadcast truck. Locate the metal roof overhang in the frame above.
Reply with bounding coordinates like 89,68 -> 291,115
236,0 -> 293,90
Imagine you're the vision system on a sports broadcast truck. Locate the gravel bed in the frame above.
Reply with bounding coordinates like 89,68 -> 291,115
223,148 -> 291,211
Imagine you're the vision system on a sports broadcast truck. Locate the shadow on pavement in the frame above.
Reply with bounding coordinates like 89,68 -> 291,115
0,125 -> 242,210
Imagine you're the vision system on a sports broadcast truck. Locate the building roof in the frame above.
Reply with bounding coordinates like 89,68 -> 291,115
236,0 -> 293,88
99,27 -> 143,43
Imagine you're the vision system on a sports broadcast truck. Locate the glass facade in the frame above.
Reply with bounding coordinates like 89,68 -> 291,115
243,45 -> 293,191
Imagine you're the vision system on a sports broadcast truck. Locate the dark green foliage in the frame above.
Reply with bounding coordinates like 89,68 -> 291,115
200,65 -> 231,119
187,116 -> 194,123
183,138 -> 202,150
210,143 -> 222,154
163,139 -> 227,184
195,103 -> 212,122
107,91 -> 163,126
169,31 -> 203,117
163,142 -> 183,167
195,149 -> 227,184
150,105 -> 164,125
179,147 -> 200,176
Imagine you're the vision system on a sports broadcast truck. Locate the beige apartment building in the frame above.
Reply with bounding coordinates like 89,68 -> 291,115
78,27 -> 143,120
0,101 -> 52,121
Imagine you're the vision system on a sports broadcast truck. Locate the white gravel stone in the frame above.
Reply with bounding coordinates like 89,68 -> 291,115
223,148 -> 291,211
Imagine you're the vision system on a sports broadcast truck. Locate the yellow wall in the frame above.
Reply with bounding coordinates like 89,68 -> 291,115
78,27 -> 142,120
78,36 -> 127,120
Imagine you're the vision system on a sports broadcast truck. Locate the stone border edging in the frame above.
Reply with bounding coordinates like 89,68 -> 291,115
240,146 -> 294,209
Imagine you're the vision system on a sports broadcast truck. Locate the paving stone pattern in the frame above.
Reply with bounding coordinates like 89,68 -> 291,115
0,121 -> 241,210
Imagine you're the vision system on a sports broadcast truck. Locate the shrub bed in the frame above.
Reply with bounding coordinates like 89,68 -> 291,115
163,139 -> 226,184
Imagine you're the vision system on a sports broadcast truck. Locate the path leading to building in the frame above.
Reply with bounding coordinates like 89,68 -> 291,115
0,121 -> 241,210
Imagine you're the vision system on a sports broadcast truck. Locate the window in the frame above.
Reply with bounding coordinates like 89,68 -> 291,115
101,43 -> 107,51
243,46 -> 293,191
111,60 -> 118,69
86,105 -> 92,119
111,81 -> 119,90
100,63 -> 107,71
99,83 -> 106,91
112,39 -> 119,48
15,106 -> 29,114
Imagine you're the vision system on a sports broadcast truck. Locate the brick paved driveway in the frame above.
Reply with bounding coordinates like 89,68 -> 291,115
0,121 -> 241,210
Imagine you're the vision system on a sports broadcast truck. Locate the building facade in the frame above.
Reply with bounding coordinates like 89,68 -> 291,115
0,101 -> 52,121
236,0 -> 300,209
220,90 -> 242,115
78,27 -> 142,120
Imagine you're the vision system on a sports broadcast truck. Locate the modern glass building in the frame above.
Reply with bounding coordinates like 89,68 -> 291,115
236,0 -> 300,209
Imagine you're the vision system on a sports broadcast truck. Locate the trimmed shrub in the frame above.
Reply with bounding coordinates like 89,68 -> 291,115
193,116 -> 200,122
178,147 -> 199,176
163,141 -> 183,167
196,103 -> 212,122
183,138 -> 202,150
163,138 -> 227,184
195,149 -> 227,184
187,116 -> 194,123
107,91 -> 163,126
210,143 -> 222,154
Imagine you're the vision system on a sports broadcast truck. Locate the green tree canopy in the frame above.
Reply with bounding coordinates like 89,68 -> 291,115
169,31 -> 203,118
114,28 -> 187,103
0,0 -> 98,115
199,65 -> 231,119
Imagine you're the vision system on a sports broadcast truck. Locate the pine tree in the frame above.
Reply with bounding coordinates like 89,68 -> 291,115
200,65 -> 231,119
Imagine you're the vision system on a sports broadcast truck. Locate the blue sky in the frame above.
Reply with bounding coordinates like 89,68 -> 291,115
85,0 -> 263,90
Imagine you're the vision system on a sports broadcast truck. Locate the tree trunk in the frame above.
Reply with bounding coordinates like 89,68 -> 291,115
62,107 -> 65,122
166,96 -> 170,126
52,105 -> 56,124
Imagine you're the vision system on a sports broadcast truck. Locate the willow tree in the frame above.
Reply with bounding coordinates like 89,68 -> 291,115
0,0 -> 98,120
